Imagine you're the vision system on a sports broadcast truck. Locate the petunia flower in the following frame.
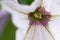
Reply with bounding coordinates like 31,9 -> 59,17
1,0 -> 60,40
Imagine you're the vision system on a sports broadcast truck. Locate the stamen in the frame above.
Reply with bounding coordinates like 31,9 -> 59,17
34,13 -> 39,18
39,13 -> 42,19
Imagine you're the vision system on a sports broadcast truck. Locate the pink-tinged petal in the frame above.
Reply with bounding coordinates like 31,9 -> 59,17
48,16 -> 60,40
0,6 -> 8,17
0,10 -> 9,36
25,21 -> 54,40
42,0 -> 60,15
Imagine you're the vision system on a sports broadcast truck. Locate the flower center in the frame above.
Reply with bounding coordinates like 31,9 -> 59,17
29,10 -> 47,21
28,7 -> 51,26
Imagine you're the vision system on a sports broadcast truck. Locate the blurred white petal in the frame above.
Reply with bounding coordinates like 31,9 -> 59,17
2,0 -> 42,14
42,0 -> 60,15
10,11 -> 30,40
16,29 -> 28,40
9,10 -> 29,29
47,16 -> 60,40
42,0 -> 60,40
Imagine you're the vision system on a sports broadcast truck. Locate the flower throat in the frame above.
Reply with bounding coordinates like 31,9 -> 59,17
29,7 -> 51,26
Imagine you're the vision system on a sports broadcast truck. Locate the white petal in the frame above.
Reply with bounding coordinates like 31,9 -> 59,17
42,0 -> 60,15
48,16 -> 60,40
16,29 -> 28,40
1,1 -> 29,40
10,10 -> 30,40
25,22 -> 54,40
10,11 -> 29,29
2,0 -> 42,14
